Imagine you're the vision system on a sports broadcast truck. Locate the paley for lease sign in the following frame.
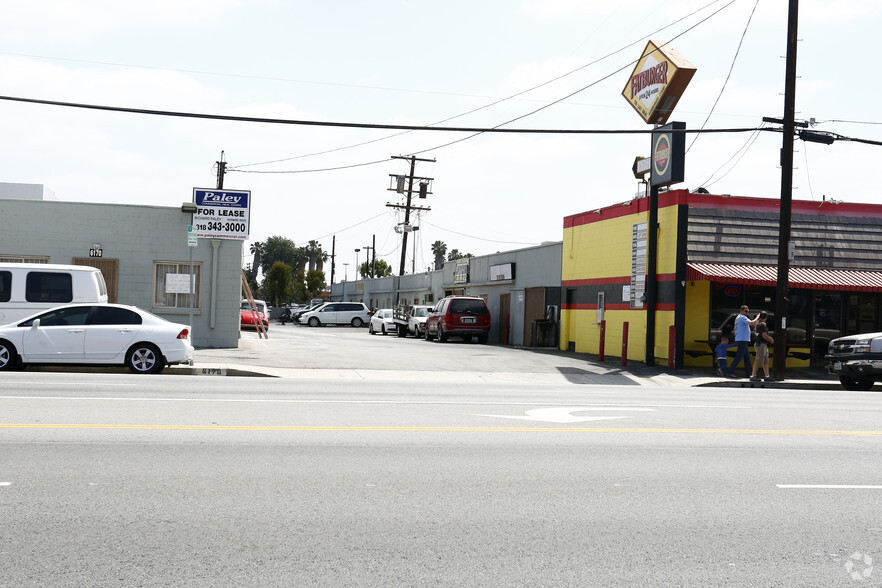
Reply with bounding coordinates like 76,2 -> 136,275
191,188 -> 251,240
622,40 -> 696,125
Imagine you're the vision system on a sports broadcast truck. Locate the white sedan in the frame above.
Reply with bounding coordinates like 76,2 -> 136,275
0,303 -> 194,374
368,309 -> 397,335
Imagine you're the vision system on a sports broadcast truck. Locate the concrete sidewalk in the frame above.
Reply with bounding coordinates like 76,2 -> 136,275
176,335 -> 845,390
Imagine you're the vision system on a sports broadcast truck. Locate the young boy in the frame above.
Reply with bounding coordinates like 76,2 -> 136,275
715,335 -> 734,376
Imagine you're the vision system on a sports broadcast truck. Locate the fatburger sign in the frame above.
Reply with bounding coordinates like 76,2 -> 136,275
651,122 -> 685,187
622,40 -> 696,125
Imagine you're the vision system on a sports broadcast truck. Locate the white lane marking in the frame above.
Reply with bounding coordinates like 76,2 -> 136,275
474,407 -> 656,423
776,485 -> 882,489
0,482 -> 11,486
1,382 -> 136,387
0,396 -> 750,409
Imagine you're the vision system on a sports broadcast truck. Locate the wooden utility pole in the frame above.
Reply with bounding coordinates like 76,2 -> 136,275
772,0 -> 800,381
216,151 -> 226,189
387,155 -> 434,275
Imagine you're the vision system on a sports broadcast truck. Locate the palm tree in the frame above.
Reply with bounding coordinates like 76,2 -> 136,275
431,240 -> 447,270
306,240 -> 324,273
249,241 -> 264,282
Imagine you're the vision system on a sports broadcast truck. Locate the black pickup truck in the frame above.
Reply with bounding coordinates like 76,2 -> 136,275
825,331 -> 882,390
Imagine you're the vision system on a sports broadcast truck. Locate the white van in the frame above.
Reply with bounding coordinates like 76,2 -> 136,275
0,263 -> 109,325
299,302 -> 371,327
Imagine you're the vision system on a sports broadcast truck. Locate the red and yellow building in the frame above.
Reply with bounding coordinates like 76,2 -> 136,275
561,189 -> 882,368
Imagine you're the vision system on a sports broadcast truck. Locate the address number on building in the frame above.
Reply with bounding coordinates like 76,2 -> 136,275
89,248 -> 103,258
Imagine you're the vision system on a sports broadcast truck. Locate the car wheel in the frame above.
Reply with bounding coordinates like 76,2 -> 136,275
476,334 -> 488,344
381,325 -> 387,335
126,343 -> 165,374
425,326 -> 434,341
438,325 -> 448,343
839,375 -> 875,391
369,323 -> 375,335
0,340 -> 18,371
351,317 -> 364,328
308,317 -> 321,327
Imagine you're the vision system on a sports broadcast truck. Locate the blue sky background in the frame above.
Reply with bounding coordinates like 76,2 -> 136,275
1,0 -> 879,276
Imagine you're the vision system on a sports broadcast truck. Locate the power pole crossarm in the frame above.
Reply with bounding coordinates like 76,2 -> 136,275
389,155 -> 435,276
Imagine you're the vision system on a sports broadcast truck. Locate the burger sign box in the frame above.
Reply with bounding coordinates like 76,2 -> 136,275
622,40 -> 696,126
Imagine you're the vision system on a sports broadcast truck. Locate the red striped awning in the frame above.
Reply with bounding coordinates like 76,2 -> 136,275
686,263 -> 882,292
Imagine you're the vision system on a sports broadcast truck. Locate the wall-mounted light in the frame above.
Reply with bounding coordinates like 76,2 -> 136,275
181,202 -> 197,214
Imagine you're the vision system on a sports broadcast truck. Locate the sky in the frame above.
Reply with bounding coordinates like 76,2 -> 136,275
1,0 -> 880,280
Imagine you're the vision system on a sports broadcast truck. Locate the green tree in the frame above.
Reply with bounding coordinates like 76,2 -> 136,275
305,269 -> 326,299
291,269 -> 307,303
360,258 -> 393,278
248,240 -> 264,283
261,236 -> 300,278
447,249 -> 474,261
306,240 -> 328,273
431,240 -> 447,270
264,261 -> 294,307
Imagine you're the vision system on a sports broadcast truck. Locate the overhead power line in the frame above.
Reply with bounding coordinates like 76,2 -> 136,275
0,94 -> 768,136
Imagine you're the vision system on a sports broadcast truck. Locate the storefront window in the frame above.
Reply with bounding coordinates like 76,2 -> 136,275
787,291 -> 809,345
847,294 -> 879,335
813,293 -> 841,356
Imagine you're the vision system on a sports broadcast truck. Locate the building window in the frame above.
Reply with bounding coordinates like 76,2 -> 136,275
0,255 -> 49,264
153,262 -> 202,309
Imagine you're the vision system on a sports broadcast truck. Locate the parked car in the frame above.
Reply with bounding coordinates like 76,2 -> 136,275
368,309 -> 397,335
425,296 -> 491,343
0,303 -> 193,374
299,302 -> 371,327
291,302 -> 323,323
406,305 -> 432,338
825,331 -> 882,390
240,299 -> 269,330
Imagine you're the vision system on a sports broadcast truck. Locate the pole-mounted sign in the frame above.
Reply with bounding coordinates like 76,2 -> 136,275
622,40 -> 696,126
191,188 -> 251,240
651,122 -> 685,187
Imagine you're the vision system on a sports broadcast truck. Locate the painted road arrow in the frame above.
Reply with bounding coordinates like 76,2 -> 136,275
473,406 -> 655,424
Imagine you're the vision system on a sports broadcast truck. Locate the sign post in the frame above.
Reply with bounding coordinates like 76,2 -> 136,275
187,224 -> 197,346
623,40 -> 694,369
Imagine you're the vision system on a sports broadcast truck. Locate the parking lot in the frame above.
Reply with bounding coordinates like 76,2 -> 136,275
199,318 -> 662,385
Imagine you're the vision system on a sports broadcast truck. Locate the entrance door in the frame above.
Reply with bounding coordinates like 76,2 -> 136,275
524,288 -> 545,347
73,257 -> 119,303
499,293 -> 510,344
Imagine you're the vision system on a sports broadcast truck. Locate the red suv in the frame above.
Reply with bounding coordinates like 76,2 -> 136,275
425,296 -> 491,343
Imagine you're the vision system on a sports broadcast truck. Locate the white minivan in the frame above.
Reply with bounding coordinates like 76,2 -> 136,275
0,263 -> 109,325
299,302 -> 371,327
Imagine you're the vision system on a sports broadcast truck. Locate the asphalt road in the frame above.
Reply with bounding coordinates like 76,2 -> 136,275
1,335 -> 880,586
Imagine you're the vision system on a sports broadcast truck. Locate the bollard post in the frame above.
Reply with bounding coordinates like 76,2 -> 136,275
668,324 -> 676,369
598,320 -> 606,362
621,322 -> 629,366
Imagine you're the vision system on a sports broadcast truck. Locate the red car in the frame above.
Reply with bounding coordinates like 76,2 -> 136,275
425,296 -> 490,343
240,299 -> 269,330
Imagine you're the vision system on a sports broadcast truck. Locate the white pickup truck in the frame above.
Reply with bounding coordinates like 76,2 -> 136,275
392,304 -> 433,338
825,331 -> 882,390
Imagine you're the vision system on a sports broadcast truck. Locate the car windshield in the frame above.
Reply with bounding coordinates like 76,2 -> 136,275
449,299 -> 487,315
413,307 -> 428,317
